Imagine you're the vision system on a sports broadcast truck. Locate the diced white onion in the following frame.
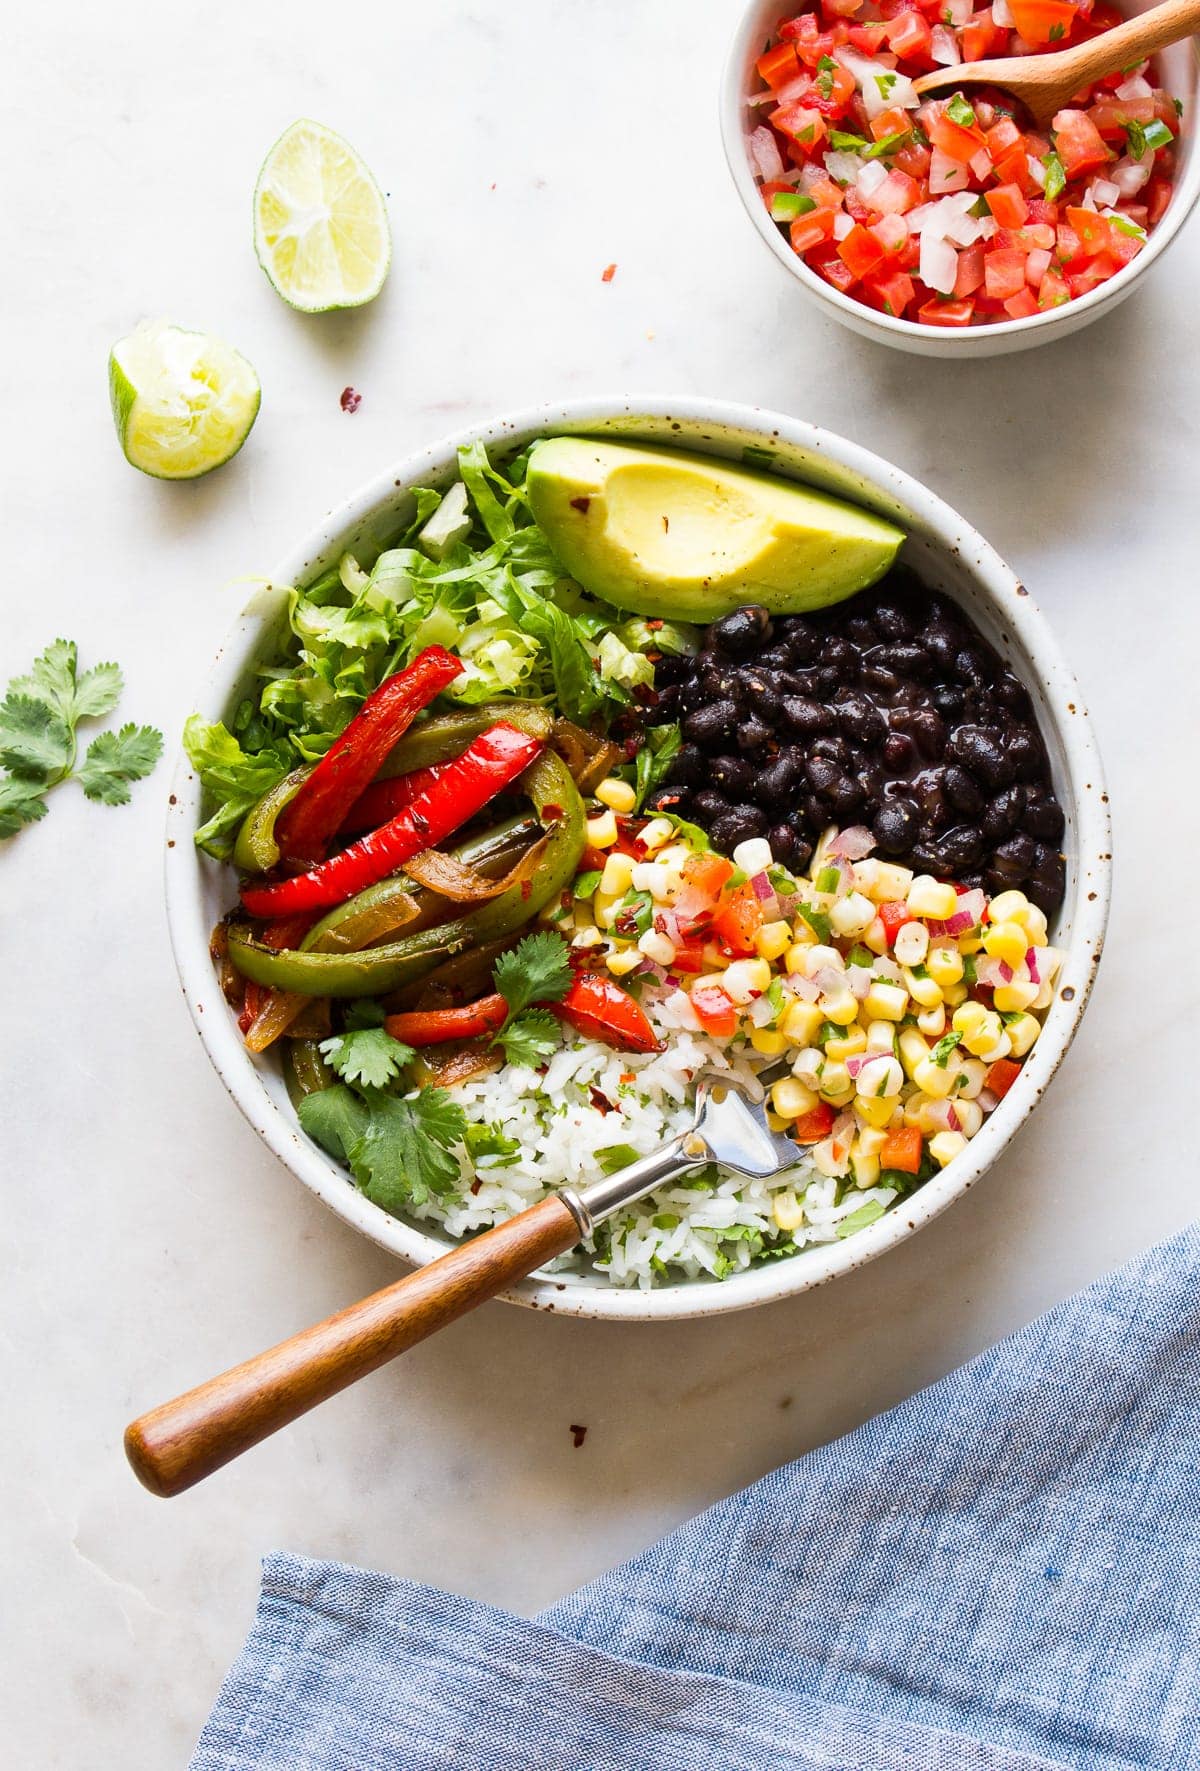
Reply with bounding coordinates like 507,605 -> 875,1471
931,24 -> 962,65
1111,156 -> 1152,197
920,231 -> 959,294
1081,187 -> 1098,211
874,212 -> 910,249
1090,177 -> 1121,208
930,148 -> 970,194
833,211 -> 855,239
857,159 -> 889,197
824,150 -> 866,185
748,125 -> 785,182
945,0 -> 973,23
992,0 -> 1014,24
1115,73 -> 1152,101
1026,154 -> 1047,191
834,48 -> 918,118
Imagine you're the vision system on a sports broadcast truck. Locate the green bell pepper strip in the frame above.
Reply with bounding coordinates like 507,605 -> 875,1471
233,767 -> 310,873
378,702 -> 553,776
227,750 -> 583,997
302,813 -> 540,953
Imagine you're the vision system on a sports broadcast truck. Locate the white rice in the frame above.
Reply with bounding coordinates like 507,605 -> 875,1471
402,996 -> 899,1289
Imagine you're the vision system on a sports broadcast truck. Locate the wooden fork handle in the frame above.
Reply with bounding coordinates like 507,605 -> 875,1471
124,1194 -> 580,1498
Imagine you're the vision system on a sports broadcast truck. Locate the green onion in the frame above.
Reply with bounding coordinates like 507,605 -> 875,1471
815,864 -> 840,892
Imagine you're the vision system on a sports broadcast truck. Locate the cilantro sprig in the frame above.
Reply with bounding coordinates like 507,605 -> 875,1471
0,639 -> 162,837
490,930 -> 574,1066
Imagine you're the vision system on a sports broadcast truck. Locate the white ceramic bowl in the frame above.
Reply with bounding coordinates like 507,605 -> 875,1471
166,397 -> 1111,1319
720,0 -> 1200,357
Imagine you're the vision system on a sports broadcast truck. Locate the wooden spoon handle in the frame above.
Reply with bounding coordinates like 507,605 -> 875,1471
124,1194 -> 579,1498
1055,0 -> 1200,87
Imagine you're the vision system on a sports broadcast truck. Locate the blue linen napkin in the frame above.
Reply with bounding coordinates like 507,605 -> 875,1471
191,1226 -> 1200,1770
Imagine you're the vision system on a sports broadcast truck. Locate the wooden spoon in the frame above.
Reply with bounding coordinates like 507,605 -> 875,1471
912,0 -> 1200,128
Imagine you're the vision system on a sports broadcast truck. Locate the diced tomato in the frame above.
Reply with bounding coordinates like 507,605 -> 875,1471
1026,198 -> 1060,226
792,1103 -> 837,1145
670,945 -> 705,975
838,223 -> 886,280
791,207 -> 838,253
1088,95 -> 1155,139
807,241 -> 859,291
1067,253 -> 1120,297
871,105 -> 912,141
894,139 -> 932,180
962,10 -> 1004,59
1003,286 -> 1039,319
986,1057 -> 1022,1098
878,900 -> 916,943
771,103 -> 828,152
984,247 -> 1028,300
871,168 -> 921,214
953,240 -> 986,297
1052,108 -> 1111,178
879,1125 -> 923,1173
864,267 -> 916,316
986,183 -> 1029,228
848,20 -> 889,50
985,117 -> 1023,158
1008,0 -> 1076,44
1147,177 -> 1174,226
917,295 -> 976,327
884,9 -> 933,60
690,983 -> 738,1038
712,884 -> 764,956
757,42 -> 801,90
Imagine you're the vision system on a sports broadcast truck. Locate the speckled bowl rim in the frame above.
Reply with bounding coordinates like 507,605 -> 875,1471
719,0 -> 1200,355
165,396 -> 1111,1321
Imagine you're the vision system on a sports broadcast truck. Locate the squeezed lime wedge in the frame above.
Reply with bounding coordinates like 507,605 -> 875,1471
253,119 -> 391,312
108,320 -> 260,480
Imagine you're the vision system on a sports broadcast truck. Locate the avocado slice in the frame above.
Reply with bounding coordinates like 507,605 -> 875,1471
526,437 -> 904,621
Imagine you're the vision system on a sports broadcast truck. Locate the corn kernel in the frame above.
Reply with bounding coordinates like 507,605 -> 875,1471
593,776 -> 636,814
754,919 -> 791,961
772,1077 -> 819,1119
600,851 -> 636,895
571,924 -> 602,949
803,944 -> 843,979
906,875 -> 958,919
987,890 -> 1030,926
952,1001 -> 988,1035
942,981 -> 968,1007
929,1130 -> 967,1168
917,1003 -> 946,1037
863,861 -> 914,904
825,1027 -> 868,1063
982,920 -> 1028,969
913,1057 -> 956,1099
926,945 -> 964,987
821,988 -> 860,1026
787,921 -> 817,954
812,1137 -> 849,1178
655,844 -> 691,870
851,859 -> 880,896
586,809 -> 619,848
639,817 -> 675,853
955,1057 -> 987,1098
858,1054 -> 903,1097
855,1091 -> 900,1130
766,1110 -> 787,1133
723,957 -> 771,1003
817,1060 -> 851,1100
829,891 -> 875,938
894,920 -> 930,967
955,1099 -> 984,1138
961,1010 -> 1004,1058
863,1020 -> 895,1054
701,941 -> 730,971
864,981 -> 908,1022
1023,906 -> 1049,946
978,1031 -> 1013,1063
898,1027 -> 930,1076
862,915 -> 890,956
593,888 -> 621,929
958,930 -> 985,955
853,1152 -> 880,1189
638,929 -> 676,966
903,1094 -> 934,1130
781,1000 -> 824,1045
902,967 -> 943,1009
1005,1013 -> 1041,1057
791,1047 -> 824,1088
772,1190 -> 806,1231
732,836 -> 773,875
605,947 -> 642,977
994,978 -> 1040,1013
783,945 -> 812,976
855,1127 -> 888,1159
750,1027 -> 788,1056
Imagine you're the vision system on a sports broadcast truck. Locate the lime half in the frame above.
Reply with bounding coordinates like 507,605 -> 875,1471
108,320 -> 260,480
253,119 -> 391,313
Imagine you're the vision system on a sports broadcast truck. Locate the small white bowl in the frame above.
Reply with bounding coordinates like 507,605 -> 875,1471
166,397 -> 1111,1320
720,0 -> 1200,356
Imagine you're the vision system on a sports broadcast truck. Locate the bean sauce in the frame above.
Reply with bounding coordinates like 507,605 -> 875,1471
646,572 -> 1067,914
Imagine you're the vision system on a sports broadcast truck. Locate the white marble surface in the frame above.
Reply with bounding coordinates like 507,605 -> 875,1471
4,1 -> 1199,1763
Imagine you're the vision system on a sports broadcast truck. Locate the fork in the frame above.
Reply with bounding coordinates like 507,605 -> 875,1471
124,1064 -> 799,1497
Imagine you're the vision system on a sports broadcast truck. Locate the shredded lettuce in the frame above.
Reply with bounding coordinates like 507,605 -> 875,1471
187,443 -> 652,856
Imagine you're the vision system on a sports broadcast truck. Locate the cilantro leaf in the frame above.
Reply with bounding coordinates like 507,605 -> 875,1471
493,1008 -> 561,1068
945,93 -> 976,128
930,1031 -> 962,1068
492,930 -> 573,1019
73,662 -> 124,721
77,723 -> 163,804
865,130 -> 911,160
595,1143 -> 641,1175
352,1088 -> 467,1209
343,999 -> 388,1031
828,128 -> 868,151
0,775 -> 49,837
465,1123 -> 521,1164
1042,149 -> 1066,202
320,1028 -> 415,1090
797,901 -> 831,942
11,639 -> 78,722
0,693 -> 73,782
634,721 -> 681,810
573,869 -> 603,901
297,1085 -> 371,1168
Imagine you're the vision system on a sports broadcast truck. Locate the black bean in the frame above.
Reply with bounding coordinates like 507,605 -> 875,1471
643,785 -> 688,814
878,642 -> 930,678
1021,790 -> 1065,842
923,629 -> 958,673
711,605 -> 772,657
943,765 -> 984,816
932,824 -> 985,870
949,725 -> 1016,789
710,755 -> 754,797
682,699 -> 738,745
806,755 -> 841,795
1026,847 -> 1066,915
907,708 -> 946,758
844,615 -> 879,649
667,743 -> 706,787
981,785 -> 1026,842
932,683 -> 966,718
782,696 -> 828,736
994,671 -> 1031,713
862,663 -> 900,696
1006,725 -> 1045,781
780,617 -> 819,662
736,715 -> 773,753
954,646 -> 991,689
871,599 -> 912,640
909,842 -> 945,873
836,696 -> 885,745
821,636 -> 858,669
692,789 -> 729,821
710,805 -> 767,850
992,832 -> 1037,876
756,755 -> 801,810
811,734 -> 849,765
815,666 -> 843,697
829,773 -> 863,816
768,822 -> 798,864
802,794 -> 827,828
789,833 -> 814,873
872,800 -> 919,855
882,731 -> 915,770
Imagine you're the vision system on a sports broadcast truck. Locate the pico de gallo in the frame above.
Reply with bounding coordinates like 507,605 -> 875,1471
747,0 -> 1181,326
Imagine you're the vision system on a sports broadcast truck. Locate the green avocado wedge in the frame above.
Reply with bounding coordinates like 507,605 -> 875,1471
525,437 -> 904,621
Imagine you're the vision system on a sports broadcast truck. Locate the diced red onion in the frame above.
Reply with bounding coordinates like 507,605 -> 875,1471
828,825 -> 875,861
998,959 -> 1014,983
947,1104 -> 962,1132
833,211 -> 856,241
974,956 -> 1007,988
847,964 -> 874,1000
1116,73 -> 1152,100
1026,154 -> 1047,191
788,974 -> 820,1002
874,212 -> 909,251
1025,948 -> 1041,984
750,870 -> 774,902
748,126 -> 785,182
970,149 -> 992,181
978,1088 -> 999,1113
845,1053 -> 868,1078
1025,248 -> 1052,286
657,908 -> 682,945
813,965 -> 847,995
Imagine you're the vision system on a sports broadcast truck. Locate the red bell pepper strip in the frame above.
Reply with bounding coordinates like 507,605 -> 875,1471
384,993 -> 508,1046
274,647 -> 464,863
339,762 -> 449,836
553,972 -> 662,1054
241,723 -> 543,920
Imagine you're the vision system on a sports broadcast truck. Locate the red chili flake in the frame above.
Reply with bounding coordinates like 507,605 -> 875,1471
601,264 -> 617,283
569,495 -> 591,514
569,1424 -> 588,1448
646,651 -> 662,664
340,387 -> 363,414
588,1087 -> 613,1115
470,1178 -> 482,1195
622,736 -> 642,762
632,684 -> 660,707
542,803 -> 564,822
520,879 -> 532,900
